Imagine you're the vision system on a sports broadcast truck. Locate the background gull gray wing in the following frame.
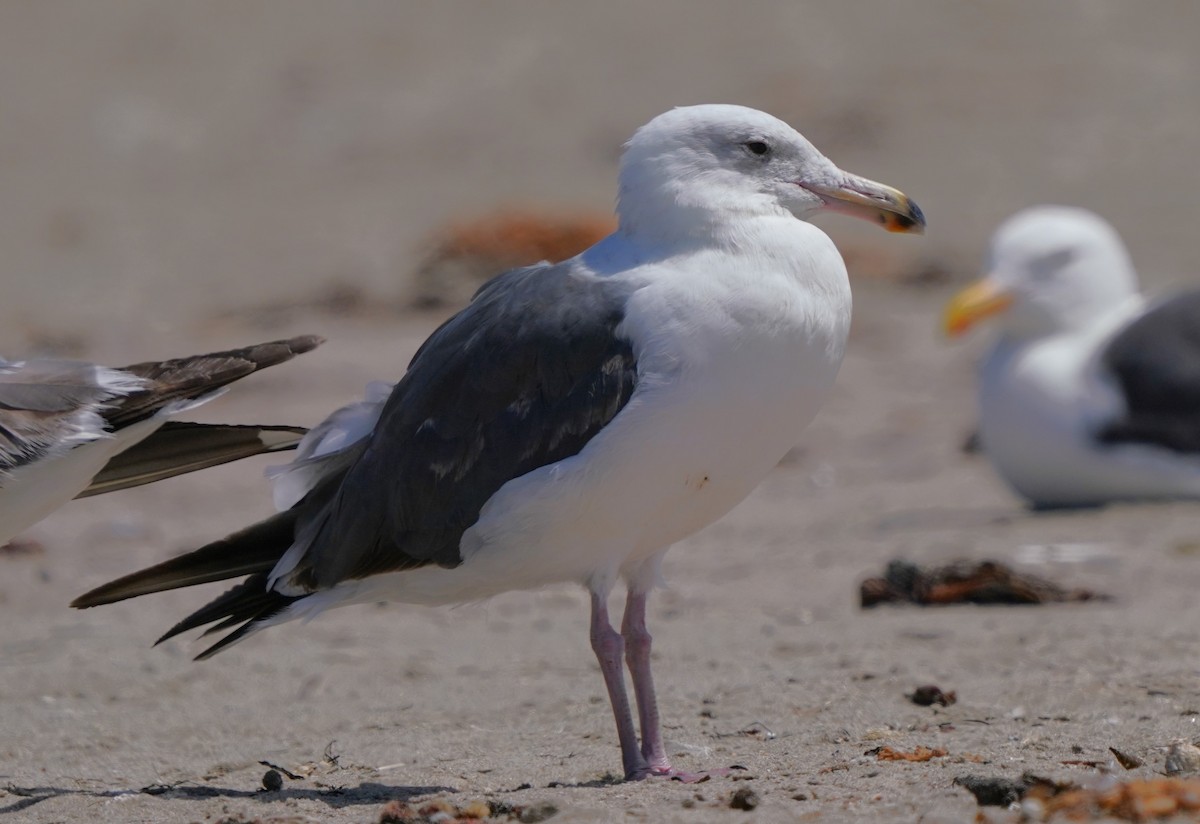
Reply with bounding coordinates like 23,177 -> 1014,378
79,421 -> 308,498
0,333 -> 320,554
281,261 -> 639,592
1097,290 -> 1200,452
0,359 -> 141,479
0,335 -> 322,484
107,335 -> 323,429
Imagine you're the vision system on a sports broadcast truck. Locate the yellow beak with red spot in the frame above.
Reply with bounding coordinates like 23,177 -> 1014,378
943,278 -> 1015,337
801,175 -> 926,235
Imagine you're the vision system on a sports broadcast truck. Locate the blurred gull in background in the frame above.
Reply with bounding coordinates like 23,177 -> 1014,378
945,206 -> 1200,507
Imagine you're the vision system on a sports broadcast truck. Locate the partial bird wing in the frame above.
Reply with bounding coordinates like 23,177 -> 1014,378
1096,290 -> 1200,452
0,359 -> 145,478
74,262 -> 641,660
284,262 -> 640,591
0,335 -> 322,482
107,335 -> 324,428
0,335 -> 321,545
78,421 -> 308,498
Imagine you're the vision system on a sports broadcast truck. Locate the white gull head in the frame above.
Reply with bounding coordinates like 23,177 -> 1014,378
616,104 -> 924,244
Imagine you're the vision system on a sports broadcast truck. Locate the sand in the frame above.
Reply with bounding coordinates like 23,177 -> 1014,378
4,3 -> 1200,822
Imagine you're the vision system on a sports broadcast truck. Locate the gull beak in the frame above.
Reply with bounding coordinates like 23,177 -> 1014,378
943,277 -> 1014,337
802,172 -> 926,234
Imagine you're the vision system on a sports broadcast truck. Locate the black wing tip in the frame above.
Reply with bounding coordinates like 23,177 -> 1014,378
286,334 -> 326,354
70,510 -> 298,610
118,333 -> 325,377
157,605 -> 296,661
145,572 -> 301,658
155,421 -> 308,437
154,619 -> 195,648
71,578 -> 139,609
192,623 -> 260,660
153,616 -> 253,660
197,333 -> 326,371
260,334 -> 324,362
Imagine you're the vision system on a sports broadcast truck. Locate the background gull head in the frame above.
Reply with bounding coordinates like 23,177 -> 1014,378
945,206 -> 1139,340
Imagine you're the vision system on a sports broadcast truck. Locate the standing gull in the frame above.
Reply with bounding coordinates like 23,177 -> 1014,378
0,335 -> 321,545
73,105 -> 925,780
945,205 -> 1200,507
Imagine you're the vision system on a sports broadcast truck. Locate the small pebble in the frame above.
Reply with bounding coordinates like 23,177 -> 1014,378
910,684 -> 957,707
261,769 -> 283,792
729,787 -> 760,810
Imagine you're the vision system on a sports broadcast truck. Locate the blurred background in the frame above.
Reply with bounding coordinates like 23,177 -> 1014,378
1,0 -> 1197,356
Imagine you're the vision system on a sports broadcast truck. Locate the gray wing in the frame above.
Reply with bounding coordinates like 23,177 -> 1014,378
0,359 -> 143,478
1097,290 -> 1200,452
71,267 -> 638,657
0,335 -> 321,485
79,422 -> 307,498
108,335 -> 323,429
280,261 -> 639,592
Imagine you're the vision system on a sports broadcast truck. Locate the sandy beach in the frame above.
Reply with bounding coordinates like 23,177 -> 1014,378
4,3 -> 1200,822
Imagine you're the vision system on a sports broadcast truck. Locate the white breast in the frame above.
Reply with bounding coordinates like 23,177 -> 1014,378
980,318 -> 1200,506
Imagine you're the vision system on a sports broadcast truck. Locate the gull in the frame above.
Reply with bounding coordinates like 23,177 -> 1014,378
0,335 -> 321,544
945,205 -> 1200,507
73,105 -> 924,780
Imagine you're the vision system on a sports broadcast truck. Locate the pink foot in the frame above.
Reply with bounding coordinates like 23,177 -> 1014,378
627,765 -> 733,783
665,766 -> 732,784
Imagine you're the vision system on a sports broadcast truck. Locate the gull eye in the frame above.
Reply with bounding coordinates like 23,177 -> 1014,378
743,140 -> 771,158
1030,248 -> 1076,281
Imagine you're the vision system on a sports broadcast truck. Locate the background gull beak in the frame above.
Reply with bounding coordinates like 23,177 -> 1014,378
943,277 -> 1015,337
801,173 -> 926,234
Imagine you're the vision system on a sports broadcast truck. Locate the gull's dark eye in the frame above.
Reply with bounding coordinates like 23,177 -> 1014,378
1030,248 -> 1077,281
744,140 -> 771,157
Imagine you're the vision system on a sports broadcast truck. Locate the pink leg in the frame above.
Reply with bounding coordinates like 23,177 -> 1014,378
621,590 -> 670,772
590,591 -> 650,780
621,590 -> 730,783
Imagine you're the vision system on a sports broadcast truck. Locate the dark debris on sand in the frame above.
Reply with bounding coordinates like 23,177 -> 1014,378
956,772 -> 1200,821
860,559 -> 1109,608
909,684 -> 957,707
